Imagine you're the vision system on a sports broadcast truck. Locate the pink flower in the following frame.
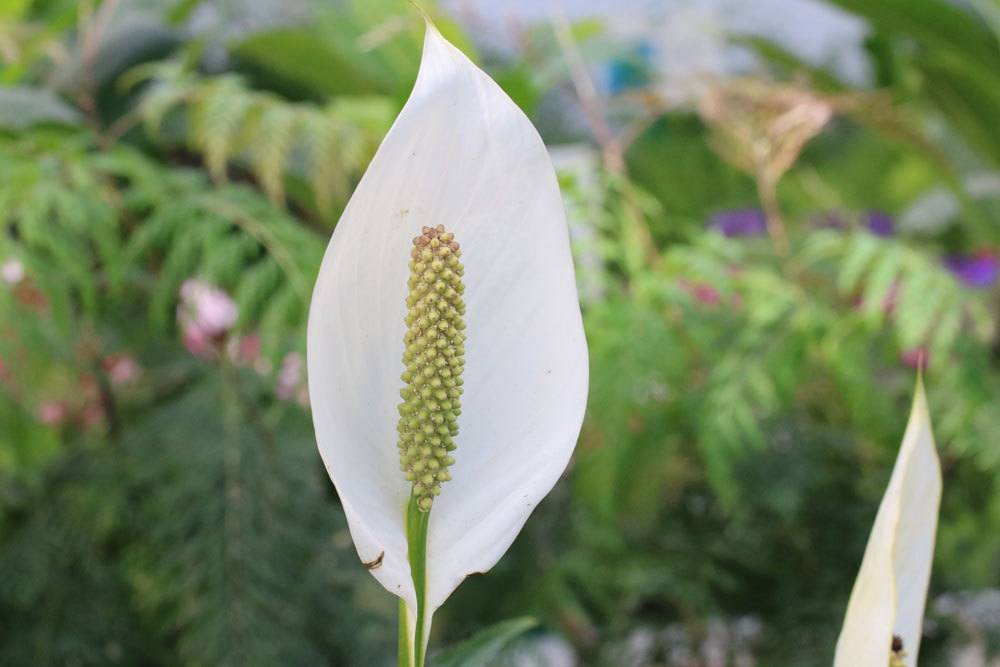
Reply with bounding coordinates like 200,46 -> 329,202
227,333 -> 262,367
1,258 -> 24,286
179,279 -> 238,336
687,281 -> 721,307
36,401 -> 68,425
103,354 -> 142,386
182,328 -> 213,358
177,279 -> 238,358
276,352 -> 307,405
902,347 -> 928,370
276,352 -> 303,400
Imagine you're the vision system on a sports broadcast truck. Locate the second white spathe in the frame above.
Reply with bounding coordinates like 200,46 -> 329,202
834,377 -> 942,666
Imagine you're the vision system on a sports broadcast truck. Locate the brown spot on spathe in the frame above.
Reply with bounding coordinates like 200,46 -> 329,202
363,551 -> 385,570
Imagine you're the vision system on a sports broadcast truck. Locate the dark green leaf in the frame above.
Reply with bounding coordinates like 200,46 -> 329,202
431,617 -> 538,667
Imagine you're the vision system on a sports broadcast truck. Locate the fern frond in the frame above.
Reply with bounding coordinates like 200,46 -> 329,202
192,77 -> 256,183
1,132 -> 325,360
133,66 -> 394,219
246,100 -> 298,204
120,373 -> 392,666
800,229 -> 988,362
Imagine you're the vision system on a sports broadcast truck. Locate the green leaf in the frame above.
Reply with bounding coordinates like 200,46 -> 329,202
0,0 -> 32,20
0,87 -> 81,130
230,2 -> 475,104
232,28 -> 391,98
920,53 -> 1000,166
52,11 -> 181,95
431,617 -> 539,667
828,0 -> 1000,166
625,114 -> 756,237
838,233 -> 880,294
739,36 -> 847,91
829,0 -> 1000,69
493,64 -> 542,117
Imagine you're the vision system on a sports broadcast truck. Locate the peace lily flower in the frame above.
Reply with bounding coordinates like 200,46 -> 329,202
834,376 -> 941,667
306,22 -> 588,666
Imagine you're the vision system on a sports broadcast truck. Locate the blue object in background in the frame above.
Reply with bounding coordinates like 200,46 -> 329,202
605,40 -> 654,94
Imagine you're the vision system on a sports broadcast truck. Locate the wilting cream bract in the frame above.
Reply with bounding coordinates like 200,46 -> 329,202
307,20 -> 588,635
834,378 -> 941,667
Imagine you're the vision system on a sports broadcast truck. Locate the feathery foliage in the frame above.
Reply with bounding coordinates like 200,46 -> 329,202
0,367 -> 394,665
133,62 -> 394,220
0,129 -> 323,356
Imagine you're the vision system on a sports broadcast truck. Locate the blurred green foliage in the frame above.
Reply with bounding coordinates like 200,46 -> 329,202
1,0 -> 999,665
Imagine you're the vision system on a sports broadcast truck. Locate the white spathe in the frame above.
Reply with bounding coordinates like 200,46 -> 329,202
307,22 -> 588,617
834,378 -> 942,667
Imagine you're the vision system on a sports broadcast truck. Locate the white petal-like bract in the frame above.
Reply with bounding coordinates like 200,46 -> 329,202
307,22 -> 588,617
834,378 -> 941,667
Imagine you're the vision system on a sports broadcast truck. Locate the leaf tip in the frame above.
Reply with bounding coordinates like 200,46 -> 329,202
407,0 -> 433,26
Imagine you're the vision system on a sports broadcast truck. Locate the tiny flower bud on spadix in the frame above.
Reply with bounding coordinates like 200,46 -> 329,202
397,224 -> 465,511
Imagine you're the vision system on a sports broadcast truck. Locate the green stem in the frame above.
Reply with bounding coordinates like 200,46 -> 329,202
398,598 -> 411,667
405,496 -> 431,667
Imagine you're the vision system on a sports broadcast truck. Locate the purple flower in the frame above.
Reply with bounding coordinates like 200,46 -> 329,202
864,211 -> 894,237
710,209 -> 767,237
943,252 -> 999,289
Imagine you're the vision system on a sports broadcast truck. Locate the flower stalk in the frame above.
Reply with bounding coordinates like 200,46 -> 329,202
404,497 -> 431,666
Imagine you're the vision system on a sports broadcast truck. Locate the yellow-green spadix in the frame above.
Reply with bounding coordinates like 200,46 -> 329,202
834,376 -> 941,667
306,20 -> 588,658
398,224 -> 465,512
